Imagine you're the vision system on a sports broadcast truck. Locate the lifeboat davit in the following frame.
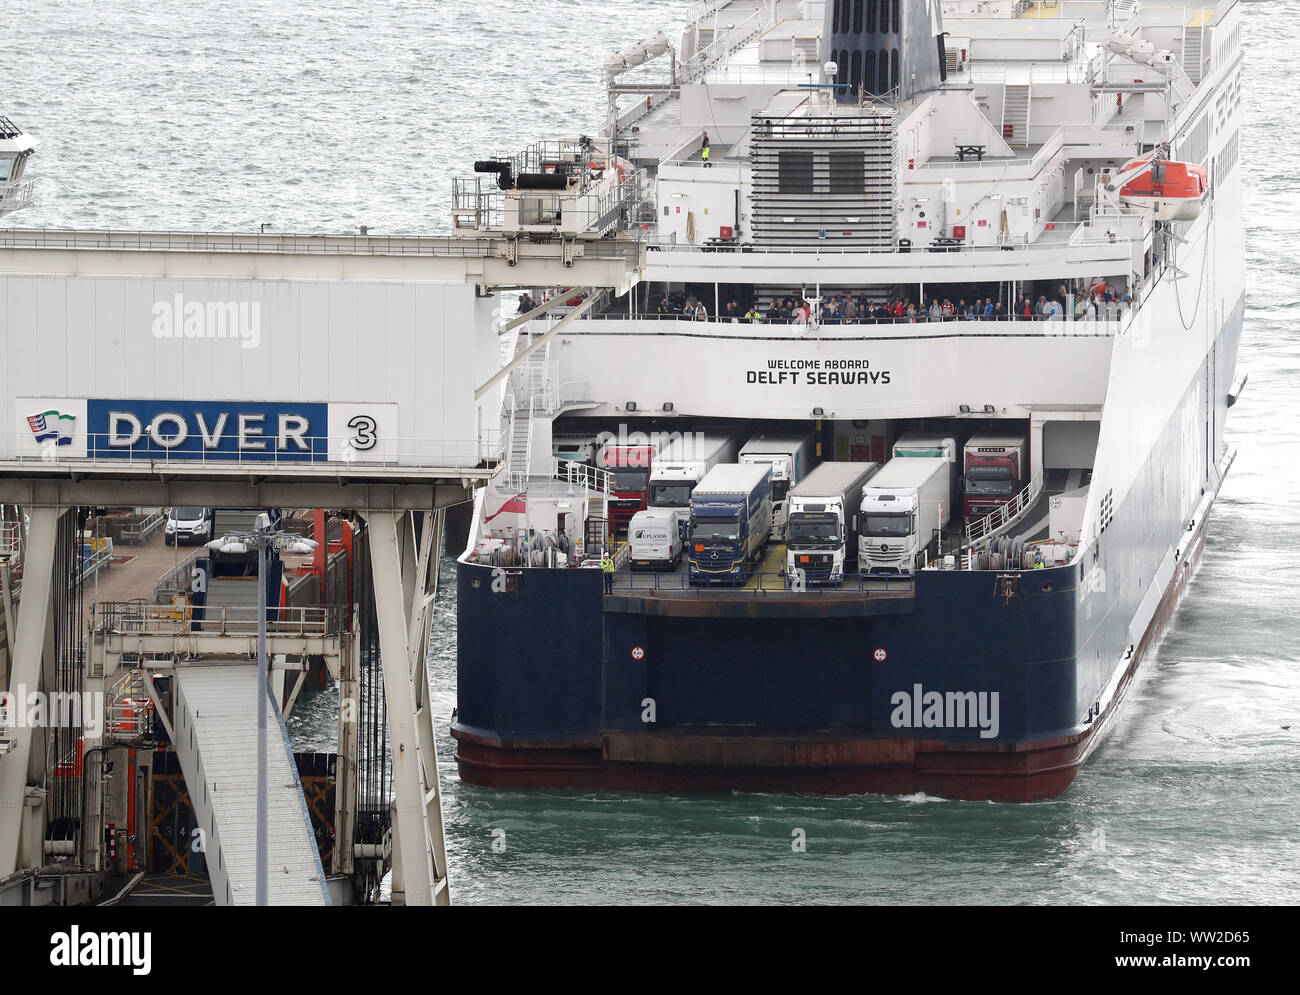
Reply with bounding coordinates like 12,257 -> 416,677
1117,158 -> 1208,222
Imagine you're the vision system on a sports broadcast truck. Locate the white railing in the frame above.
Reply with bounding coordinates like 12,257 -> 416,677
0,520 -> 20,560
661,127 -> 709,165
686,0 -> 729,27
506,394 -> 535,492
101,600 -> 333,636
556,458 -> 613,498
965,470 -> 1044,547
81,538 -> 115,582
559,380 -> 591,406
104,669 -> 151,740
511,357 -> 560,412
0,179 -> 35,215
120,509 -> 166,545
154,547 -> 205,603
481,426 -> 508,465
682,8 -> 766,84
523,395 -> 536,489
0,226 -> 644,262
0,433 -> 499,471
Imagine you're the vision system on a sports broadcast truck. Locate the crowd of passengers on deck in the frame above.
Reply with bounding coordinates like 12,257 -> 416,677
518,281 -> 1135,323
645,283 -> 1134,323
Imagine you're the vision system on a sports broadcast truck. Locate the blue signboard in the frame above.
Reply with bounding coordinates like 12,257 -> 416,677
86,400 -> 330,461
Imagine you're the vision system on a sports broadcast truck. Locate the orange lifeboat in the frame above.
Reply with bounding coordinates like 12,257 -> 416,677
1117,158 -> 1208,222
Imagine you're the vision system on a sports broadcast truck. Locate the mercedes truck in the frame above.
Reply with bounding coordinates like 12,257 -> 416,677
858,456 -> 951,575
687,463 -> 773,585
785,461 -> 879,586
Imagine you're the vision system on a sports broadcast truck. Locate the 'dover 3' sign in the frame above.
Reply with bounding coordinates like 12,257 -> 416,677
41,399 -> 398,463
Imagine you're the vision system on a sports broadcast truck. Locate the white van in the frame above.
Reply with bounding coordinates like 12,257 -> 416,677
628,508 -> 682,571
165,507 -> 211,546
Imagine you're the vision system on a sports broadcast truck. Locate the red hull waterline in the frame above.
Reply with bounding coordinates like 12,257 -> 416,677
454,509 -> 1213,803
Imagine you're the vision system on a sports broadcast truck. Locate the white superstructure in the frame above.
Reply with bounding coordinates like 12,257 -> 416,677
464,0 -> 1244,766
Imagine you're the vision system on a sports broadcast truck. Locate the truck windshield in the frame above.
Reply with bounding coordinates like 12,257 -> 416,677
861,513 -> 911,537
649,482 -> 693,507
171,507 -> 204,521
788,517 -> 840,546
608,469 -> 648,491
692,517 -> 741,541
966,466 -> 1012,480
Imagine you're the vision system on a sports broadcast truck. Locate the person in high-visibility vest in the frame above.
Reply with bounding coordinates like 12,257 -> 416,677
601,552 -> 615,593
701,144 -> 711,168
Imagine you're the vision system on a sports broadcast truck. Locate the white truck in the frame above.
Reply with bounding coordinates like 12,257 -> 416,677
739,432 -> 815,540
785,461 -> 879,586
891,432 -> 957,461
647,432 -> 740,536
858,456 -> 952,575
627,508 -> 684,571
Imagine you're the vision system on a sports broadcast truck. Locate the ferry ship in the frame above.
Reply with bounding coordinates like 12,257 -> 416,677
451,0 -> 1246,801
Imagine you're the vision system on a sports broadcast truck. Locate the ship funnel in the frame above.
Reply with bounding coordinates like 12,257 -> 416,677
822,0 -> 947,102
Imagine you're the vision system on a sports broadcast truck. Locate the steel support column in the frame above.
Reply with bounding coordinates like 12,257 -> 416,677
366,509 -> 450,906
0,506 -> 64,877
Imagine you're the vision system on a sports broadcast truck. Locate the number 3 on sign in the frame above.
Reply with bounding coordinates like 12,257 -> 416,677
347,414 -> 377,452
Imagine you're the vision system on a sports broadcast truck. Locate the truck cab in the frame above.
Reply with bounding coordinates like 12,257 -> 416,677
786,509 -> 845,584
598,443 -> 656,537
962,434 -> 1027,522
858,492 -> 920,574
785,461 -> 878,586
688,463 -> 773,586
858,457 -> 950,576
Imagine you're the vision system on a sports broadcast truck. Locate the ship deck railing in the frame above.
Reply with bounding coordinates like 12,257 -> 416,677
550,308 -> 1131,327
643,223 -> 1141,255
612,569 -> 914,596
0,180 -> 35,215
0,227 -> 645,262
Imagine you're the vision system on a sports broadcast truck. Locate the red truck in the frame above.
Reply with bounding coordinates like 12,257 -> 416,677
598,442 -> 656,537
962,434 -> 1027,522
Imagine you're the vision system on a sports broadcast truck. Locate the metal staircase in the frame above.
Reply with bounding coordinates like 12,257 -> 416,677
1182,25 -> 1205,85
506,395 -> 535,491
1002,84 -> 1030,149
